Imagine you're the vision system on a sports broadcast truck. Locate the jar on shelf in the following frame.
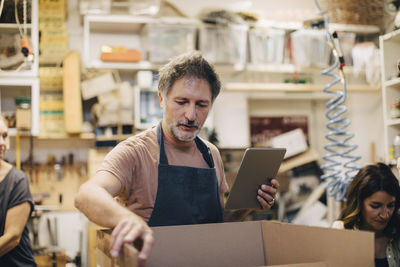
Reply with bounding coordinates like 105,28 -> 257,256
15,96 -> 31,130
390,102 -> 400,119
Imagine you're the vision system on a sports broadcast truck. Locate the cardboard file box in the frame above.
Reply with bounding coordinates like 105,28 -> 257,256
96,220 -> 374,267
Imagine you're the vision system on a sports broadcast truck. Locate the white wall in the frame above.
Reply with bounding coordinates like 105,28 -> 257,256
212,91 -> 383,166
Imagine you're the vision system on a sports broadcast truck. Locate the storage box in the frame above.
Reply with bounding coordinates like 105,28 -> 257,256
249,27 -> 286,65
199,23 -> 248,65
290,29 -> 331,68
96,220 -> 374,267
142,22 -> 197,63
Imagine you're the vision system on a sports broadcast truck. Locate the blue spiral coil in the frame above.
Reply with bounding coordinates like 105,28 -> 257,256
314,0 -> 361,202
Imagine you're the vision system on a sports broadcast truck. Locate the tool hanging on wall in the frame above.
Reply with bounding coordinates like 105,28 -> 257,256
13,0 -> 33,71
314,0 -> 361,202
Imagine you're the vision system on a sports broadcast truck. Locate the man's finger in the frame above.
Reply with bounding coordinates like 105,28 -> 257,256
111,224 -> 131,256
270,178 -> 280,190
138,231 -> 154,262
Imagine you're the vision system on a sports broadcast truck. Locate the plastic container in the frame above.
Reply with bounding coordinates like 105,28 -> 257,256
199,23 -> 248,65
248,27 -> 286,65
290,29 -> 331,67
394,134 -> 400,160
142,22 -> 197,63
79,0 -> 111,14
128,0 -> 160,16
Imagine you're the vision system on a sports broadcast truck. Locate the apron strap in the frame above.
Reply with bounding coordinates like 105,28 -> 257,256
157,121 -> 169,165
157,121 -> 215,168
195,137 -> 214,168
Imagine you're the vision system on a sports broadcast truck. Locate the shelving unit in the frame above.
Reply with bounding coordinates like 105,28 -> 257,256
82,13 -> 381,142
0,0 -> 39,136
225,82 -> 378,93
0,0 -> 39,78
379,29 -> 400,163
0,77 -> 40,136
134,86 -> 162,129
83,14 -> 198,69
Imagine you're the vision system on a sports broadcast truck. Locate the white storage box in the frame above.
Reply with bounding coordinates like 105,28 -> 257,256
199,23 -> 248,65
249,27 -> 286,65
290,29 -> 331,67
142,22 -> 197,63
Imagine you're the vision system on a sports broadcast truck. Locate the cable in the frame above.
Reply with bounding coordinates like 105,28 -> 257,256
0,0 -> 5,19
314,0 -> 361,202
23,0 -> 27,36
14,0 -> 23,37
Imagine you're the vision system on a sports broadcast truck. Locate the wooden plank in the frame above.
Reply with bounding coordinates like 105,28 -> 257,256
63,51 -> 83,133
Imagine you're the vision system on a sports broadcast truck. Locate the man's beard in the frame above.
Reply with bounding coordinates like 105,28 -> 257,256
170,120 -> 200,142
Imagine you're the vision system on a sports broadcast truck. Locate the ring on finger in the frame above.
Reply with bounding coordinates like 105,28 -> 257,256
269,198 -> 275,206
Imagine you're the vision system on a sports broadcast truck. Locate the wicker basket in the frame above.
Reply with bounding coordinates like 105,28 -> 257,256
320,0 -> 385,26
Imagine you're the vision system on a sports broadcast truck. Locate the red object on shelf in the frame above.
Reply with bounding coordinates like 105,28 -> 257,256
101,49 -> 141,62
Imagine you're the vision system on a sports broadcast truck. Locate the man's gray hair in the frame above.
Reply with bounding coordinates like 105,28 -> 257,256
158,51 -> 221,102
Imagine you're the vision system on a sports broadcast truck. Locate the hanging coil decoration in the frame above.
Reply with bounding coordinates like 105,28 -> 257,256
314,0 -> 361,202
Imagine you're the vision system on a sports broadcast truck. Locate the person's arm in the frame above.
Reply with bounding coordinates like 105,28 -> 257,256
74,171 -> 154,266
0,202 -> 31,256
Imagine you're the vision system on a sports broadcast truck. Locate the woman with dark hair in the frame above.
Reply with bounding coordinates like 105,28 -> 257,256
332,162 -> 400,267
0,115 -> 36,266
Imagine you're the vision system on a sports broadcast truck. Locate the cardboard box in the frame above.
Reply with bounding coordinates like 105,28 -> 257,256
96,220 -> 374,267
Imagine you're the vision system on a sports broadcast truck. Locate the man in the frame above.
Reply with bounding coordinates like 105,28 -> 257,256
74,51 -> 279,266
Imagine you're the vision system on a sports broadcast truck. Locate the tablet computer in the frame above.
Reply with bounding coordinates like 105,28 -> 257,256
224,148 -> 286,210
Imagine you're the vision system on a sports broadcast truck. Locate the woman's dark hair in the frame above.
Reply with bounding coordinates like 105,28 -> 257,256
339,162 -> 400,237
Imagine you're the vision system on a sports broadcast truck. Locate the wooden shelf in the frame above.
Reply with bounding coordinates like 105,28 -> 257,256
0,23 -> 32,33
382,28 -> 400,42
8,128 -> 32,137
328,23 -> 380,34
386,118 -> 400,126
225,82 -> 379,93
95,134 -> 133,141
384,77 -> 400,88
85,60 -> 158,70
251,21 -> 379,34
36,133 -> 96,140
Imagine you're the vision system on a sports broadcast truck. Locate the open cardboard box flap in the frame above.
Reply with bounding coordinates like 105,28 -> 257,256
96,220 -> 374,267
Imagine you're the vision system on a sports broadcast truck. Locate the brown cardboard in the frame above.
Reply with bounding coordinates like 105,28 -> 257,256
261,221 -> 374,267
96,229 -> 138,267
266,263 -> 327,267
148,220 -> 266,267
96,220 -> 374,267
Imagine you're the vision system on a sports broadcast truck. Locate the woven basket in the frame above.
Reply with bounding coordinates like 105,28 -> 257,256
320,0 -> 385,26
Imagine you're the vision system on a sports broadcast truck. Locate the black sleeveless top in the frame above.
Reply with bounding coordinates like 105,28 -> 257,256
0,167 -> 36,267
375,257 -> 389,267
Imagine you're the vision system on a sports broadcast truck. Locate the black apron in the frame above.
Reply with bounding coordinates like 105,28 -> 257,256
148,122 -> 223,227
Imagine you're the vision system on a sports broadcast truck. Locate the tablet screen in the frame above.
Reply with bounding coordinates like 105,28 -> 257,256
224,148 -> 286,210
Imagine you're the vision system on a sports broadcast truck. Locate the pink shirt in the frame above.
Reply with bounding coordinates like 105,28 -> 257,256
98,126 -> 228,222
